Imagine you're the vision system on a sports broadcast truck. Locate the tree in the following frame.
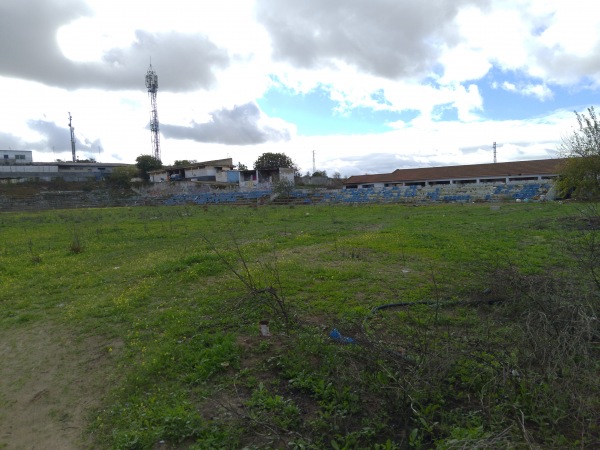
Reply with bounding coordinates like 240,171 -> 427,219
107,166 -> 138,188
136,154 -> 163,181
173,159 -> 197,166
312,170 -> 327,177
558,107 -> 600,199
273,179 -> 295,198
253,152 -> 296,171
237,162 -> 248,171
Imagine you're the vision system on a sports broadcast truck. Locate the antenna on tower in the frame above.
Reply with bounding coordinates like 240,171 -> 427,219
68,112 -> 76,162
145,62 -> 161,161
493,141 -> 497,163
312,150 -> 316,174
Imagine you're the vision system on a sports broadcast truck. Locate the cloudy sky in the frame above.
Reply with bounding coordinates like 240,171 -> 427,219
1,0 -> 599,176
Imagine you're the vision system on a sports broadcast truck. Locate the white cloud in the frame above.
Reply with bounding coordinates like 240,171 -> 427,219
1,0 -> 599,177
521,83 -> 553,101
501,82 -> 517,92
497,80 -> 553,101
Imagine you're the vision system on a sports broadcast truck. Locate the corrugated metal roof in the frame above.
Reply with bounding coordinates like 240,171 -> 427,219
345,158 -> 564,185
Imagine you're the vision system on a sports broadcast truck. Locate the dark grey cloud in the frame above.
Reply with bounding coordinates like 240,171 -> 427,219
27,119 -> 102,153
161,103 -> 291,145
0,0 -> 229,91
256,0 -> 488,79
27,120 -> 73,152
100,30 -> 230,91
0,132 -> 27,151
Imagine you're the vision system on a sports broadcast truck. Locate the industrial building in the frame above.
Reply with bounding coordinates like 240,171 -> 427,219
344,159 -> 562,189
148,158 -> 295,189
0,150 -> 131,182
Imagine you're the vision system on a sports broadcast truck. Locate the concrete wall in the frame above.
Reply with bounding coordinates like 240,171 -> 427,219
279,168 -> 295,183
0,165 -> 58,173
186,167 -> 215,178
215,171 -> 230,183
150,171 -> 169,183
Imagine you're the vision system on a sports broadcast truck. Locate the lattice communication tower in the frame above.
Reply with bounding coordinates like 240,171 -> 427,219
145,64 -> 161,161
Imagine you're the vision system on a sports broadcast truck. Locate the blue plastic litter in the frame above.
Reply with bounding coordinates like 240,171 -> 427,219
329,328 -> 355,344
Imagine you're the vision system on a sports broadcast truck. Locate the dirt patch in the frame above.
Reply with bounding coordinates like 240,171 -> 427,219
0,322 -> 121,449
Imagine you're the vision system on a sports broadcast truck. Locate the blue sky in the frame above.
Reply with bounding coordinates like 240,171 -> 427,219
477,68 -> 600,121
0,0 -> 599,176
257,87 -> 413,135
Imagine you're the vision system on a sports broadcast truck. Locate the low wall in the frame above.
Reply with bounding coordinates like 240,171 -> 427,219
0,190 -> 166,212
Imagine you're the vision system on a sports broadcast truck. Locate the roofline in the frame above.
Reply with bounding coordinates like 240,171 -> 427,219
345,158 -> 564,185
148,158 -> 235,174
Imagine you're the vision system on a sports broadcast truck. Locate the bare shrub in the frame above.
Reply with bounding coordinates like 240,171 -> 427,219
70,230 -> 84,254
486,265 -> 599,443
355,263 -> 599,447
570,203 -> 600,291
202,234 -> 293,326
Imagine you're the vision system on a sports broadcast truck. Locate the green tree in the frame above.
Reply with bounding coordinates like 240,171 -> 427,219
558,107 -> 600,199
135,154 -> 163,181
253,152 -> 296,171
173,159 -> 197,166
107,166 -> 138,188
237,162 -> 248,171
273,179 -> 295,198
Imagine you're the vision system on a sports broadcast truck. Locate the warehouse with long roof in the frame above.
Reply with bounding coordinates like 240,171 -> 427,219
344,159 -> 562,189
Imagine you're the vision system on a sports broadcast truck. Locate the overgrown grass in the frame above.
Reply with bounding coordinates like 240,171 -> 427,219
1,202 -> 598,449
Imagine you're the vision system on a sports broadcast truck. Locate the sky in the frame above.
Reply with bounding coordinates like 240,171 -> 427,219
1,0 -> 599,176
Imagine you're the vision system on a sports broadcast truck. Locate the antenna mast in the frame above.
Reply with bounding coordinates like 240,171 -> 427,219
68,112 -> 76,162
312,150 -> 316,174
145,63 -> 161,161
493,141 -> 497,163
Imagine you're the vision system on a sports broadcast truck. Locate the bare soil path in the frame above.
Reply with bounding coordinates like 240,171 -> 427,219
0,322 -> 120,449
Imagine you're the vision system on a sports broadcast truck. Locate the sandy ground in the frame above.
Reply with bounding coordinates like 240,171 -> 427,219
0,322 -> 120,449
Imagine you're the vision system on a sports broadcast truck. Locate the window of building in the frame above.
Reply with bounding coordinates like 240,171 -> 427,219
15,155 -> 26,160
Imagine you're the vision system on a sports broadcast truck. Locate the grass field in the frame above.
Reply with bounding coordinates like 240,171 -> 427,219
0,202 -> 598,449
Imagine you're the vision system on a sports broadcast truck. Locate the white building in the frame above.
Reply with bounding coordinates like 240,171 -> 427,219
148,158 -> 236,183
1,150 -> 33,164
148,158 -> 296,190
0,149 -> 131,182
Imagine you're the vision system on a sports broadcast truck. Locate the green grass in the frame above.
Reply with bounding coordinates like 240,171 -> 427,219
1,202 -> 598,449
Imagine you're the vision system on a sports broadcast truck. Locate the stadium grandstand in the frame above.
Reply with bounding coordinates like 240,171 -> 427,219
344,159 -> 562,189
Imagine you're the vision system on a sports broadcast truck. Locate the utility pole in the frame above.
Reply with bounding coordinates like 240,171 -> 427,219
68,112 -> 76,162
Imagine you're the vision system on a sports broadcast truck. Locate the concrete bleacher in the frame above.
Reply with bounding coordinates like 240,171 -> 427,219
162,181 -> 553,207
164,190 -> 272,206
